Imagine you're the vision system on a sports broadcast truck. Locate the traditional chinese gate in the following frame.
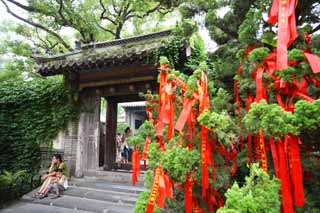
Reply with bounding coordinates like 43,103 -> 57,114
35,30 -> 186,177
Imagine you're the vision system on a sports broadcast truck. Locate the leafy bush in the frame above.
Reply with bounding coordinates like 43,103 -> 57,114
0,76 -> 78,173
134,191 -> 161,213
0,170 -> 40,206
217,164 -> 281,213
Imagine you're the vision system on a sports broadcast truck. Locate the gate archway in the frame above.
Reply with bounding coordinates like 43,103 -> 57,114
35,30 -> 187,177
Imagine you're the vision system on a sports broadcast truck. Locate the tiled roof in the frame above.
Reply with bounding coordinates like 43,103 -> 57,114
33,30 -> 172,76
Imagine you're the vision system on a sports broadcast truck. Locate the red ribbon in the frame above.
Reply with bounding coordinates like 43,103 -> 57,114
146,167 -> 161,213
304,53 -> 320,74
246,95 -> 255,163
287,135 -> 304,206
131,146 -> 140,186
157,172 -> 166,208
269,137 -> 280,177
142,136 -> 152,161
277,139 -> 294,213
175,98 -> 194,132
255,67 -> 266,102
185,173 -> 193,213
146,167 -> 173,211
269,0 -> 298,70
258,129 -> 268,173
164,173 -> 173,198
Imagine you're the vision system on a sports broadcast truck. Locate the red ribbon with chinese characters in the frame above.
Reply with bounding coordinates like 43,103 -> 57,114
146,167 -> 161,213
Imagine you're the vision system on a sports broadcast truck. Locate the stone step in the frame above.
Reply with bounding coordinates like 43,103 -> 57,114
54,186 -> 138,205
82,170 -> 144,186
0,202 -> 93,213
69,179 -> 145,194
22,194 -> 134,213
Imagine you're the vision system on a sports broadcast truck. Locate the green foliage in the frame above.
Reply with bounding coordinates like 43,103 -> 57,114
0,70 -> 23,82
159,56 -> 170,65
117,123 -> 129,134
0,76 -> 78,173
288,49 -> 305,61
211,88 -> 233,112
0,0 -> 177,53
294,100 -> 320,131
243,100 -> 320,139
0,170 -> 27,187
198,110 -> 238,145
248,47 -> 270,64
162,146 -> 200,183
243,101 -> 298,138
154,34 -> 185,68
0,170 -> 40,206
148,143 -> 162,169
186,32 -> 207,69
217,164 -> 281,213
238,9 -> 262,45
261,31 -> 277,47
134,191 -> 161,213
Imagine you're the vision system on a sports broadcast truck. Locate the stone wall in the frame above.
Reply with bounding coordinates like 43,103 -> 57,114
52,121 -> 78,176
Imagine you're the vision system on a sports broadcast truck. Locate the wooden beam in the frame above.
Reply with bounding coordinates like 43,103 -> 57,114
79,64 -> 156,82
99,80 -> 158,97
79,76 -> 156,89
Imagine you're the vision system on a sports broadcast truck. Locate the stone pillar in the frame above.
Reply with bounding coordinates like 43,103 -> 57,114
75,90 -> 100,177
104,98 -> 117,170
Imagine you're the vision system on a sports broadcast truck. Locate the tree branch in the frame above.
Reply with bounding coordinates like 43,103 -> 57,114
311,23 -> 320,34
1,0 -> 72,51
123,3 -> 162,20
111,0 -> 118,14
96,22 -> 116,36
99,0 -> 117,25
138,3 -> 161,18
5,0 -> 39,12
57,0 -> 72,26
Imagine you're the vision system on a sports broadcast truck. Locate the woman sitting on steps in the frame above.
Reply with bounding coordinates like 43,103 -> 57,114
39,168 -> 67,199
33,154 -> 68,198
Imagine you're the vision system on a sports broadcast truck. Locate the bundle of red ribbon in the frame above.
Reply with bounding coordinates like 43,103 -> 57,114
233,1 -> 320,212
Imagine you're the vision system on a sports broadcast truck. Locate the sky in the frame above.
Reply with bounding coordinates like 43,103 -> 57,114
0,1 -> 219,52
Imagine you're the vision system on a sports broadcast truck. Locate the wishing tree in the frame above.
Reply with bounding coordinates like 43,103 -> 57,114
130,0 -> 320,212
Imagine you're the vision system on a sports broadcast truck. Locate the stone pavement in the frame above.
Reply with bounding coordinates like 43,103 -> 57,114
0,172 -> 145,213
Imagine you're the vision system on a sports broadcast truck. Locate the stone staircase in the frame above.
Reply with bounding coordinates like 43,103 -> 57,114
0,172 -> 144,213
